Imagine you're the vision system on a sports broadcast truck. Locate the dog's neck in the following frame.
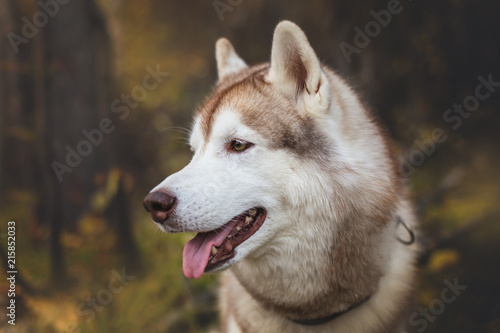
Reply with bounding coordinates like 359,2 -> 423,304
231,212 -> 395,321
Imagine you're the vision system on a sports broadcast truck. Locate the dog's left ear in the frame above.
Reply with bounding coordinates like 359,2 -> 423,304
216,38 -> 248,81
268,21 -> 330,115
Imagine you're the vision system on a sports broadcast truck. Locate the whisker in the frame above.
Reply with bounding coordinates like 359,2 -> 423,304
157,126 -> 193,146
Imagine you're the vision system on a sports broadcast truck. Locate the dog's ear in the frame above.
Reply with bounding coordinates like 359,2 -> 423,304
216,38 -> 248,81
268,21 -> 330,115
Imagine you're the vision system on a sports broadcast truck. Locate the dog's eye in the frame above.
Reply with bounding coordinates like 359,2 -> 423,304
230,139 -> 252,152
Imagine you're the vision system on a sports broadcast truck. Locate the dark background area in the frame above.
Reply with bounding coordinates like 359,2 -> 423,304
0,0 -> 499,332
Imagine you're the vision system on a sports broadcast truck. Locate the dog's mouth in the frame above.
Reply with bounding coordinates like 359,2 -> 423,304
182,207 -> 266,279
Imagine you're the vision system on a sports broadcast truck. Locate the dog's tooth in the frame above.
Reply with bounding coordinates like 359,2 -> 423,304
226,234 -> 232,239
211,246 -> 217,256
245,216 -> 252,224
248,208 -> 257,216
236,226 -> 242,231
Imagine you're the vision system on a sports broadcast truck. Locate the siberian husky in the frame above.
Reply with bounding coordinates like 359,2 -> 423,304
144,21 -> 419,333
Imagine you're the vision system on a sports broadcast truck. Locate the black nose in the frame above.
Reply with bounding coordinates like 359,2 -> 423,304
143,191 -> 177,223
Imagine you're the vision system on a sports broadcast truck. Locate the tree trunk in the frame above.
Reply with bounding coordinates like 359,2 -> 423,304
42,0 -> 140,284
106,172 -> 142,273
43,0 -> 116,285
0,0 -> 25,190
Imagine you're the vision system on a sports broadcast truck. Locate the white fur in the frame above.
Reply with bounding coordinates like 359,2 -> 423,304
153,109 -> 286,271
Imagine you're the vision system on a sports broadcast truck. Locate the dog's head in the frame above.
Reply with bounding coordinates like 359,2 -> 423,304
144,21 -> 397,279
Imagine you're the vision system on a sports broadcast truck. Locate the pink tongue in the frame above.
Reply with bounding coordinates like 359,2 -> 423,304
182,221 -> 237,279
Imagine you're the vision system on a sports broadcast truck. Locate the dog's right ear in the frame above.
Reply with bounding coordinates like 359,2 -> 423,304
216,38 -> 248,81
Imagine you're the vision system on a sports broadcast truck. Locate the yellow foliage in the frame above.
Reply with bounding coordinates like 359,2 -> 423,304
427,249 -> 460,272
79,215 -> 109,237
89,168 -> 122,214
419,289 -> 438,306
25,295 -> 80,332
61,232 -> 84,249
425,181 -> 499,229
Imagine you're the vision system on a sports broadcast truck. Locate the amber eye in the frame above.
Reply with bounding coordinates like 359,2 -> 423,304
230,139 -> 251,152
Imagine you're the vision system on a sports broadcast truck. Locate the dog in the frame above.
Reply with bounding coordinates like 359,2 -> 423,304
144,20 -> 419,333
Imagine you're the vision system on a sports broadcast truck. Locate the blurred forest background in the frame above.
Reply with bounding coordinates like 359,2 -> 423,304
0,0 -> 499,332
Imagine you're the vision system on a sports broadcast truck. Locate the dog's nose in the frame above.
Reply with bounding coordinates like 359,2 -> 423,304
143,191 -> 177,223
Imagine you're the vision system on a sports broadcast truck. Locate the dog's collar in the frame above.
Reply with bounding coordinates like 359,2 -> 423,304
288,296 -> 371,326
